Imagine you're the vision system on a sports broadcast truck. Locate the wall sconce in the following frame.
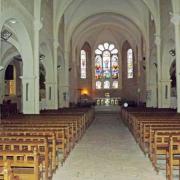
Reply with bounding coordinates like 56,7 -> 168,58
0,66 -> 4,71
153,62 -> 157,68
57,65 -> 61,69
9,18 -> 17,24
39,54 -> 45,61
81,89 -> 89,95
137,88 -> 141,93
1,29 -> 12,41
169,49 -> 176,56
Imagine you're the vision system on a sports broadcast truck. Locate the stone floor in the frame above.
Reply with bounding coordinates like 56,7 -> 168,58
52,112 -> 165,180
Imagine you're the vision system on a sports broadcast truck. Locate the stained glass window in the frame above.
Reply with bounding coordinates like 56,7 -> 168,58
112,81 -> 118,89
95,43 -> 119,89
104,81 -> 110,89
80,50 -> 86,79
127,49 -> 133,79
96,81 -> 102,89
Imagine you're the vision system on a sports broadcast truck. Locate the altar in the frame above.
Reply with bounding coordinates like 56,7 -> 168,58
96,97 -> 120,106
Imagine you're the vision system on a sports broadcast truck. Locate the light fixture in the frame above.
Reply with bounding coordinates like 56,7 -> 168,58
1,29 -> 12,41
153,62 -> 157,68
81,89 -> 89,96
9,18 -> 17,24
57,65 -> 61,69
123,102 -> 128,108
137,88 -> 141,93
39,54 -> 45,61
169,49 -> 176,56
0,66 -> 4,71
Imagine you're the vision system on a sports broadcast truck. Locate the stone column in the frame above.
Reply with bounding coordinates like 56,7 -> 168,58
33,19 -> 42,114
33,0 -> 42,114
0,70 -> 4,104
53,40 -> 59,109
21,76 -> 37,114
61,50 -> 70,108
154,35 -> 162,108
171,14 -> 180,112
45,82 -> 57,109
58,85 -> 69,108
160,79 -> 171,108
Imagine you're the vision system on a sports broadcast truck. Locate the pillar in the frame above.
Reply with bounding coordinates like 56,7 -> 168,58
45,82 -> 57,109
58,85 -> 69,108
33,19 -> 42,114
53,40 -> 59,109
21,76 -> 37,114
171,14 -> 180,112
0,68 -> 4,104
33,0 -> 42,114
155,34 -> 162,108
160,79 -> 171,108
58,49 -> 70,108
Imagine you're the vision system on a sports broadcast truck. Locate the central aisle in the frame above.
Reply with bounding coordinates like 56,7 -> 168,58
53,112 -> 165,180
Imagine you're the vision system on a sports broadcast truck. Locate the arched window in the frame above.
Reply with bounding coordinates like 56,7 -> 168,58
127,49 -> 133,79
95,42 -> 119,89
80,50 -> 87,79
5,65 -> 16,95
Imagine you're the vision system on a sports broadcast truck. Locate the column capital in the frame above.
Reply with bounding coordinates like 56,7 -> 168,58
171,14 -> 180,26
154,34 -> 161,46
19,76 -> 38,80
59,85 -> 69,88
45,82 -> 57,85
160,79 -> 172,83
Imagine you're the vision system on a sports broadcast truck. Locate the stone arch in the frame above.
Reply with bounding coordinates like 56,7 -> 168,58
0,8 -> 34,77
0,8 -> 37,113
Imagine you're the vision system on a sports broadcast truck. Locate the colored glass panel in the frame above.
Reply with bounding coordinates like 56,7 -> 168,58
112,81 -> 118,89
127,49 -> 133,79
96,81 -> 102,89
80,50 -> 86,79
104,81 -> 110,89
95,43 -> 119,89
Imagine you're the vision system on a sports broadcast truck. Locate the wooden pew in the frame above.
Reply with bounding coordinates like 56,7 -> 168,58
0,135 -> 57,171
166,136 -> 180,180
2,123 -> 74,150
0,107 -> 95,179
0,149 -> 40,180
139,121 -> 180,152
148,131 -> 180,171
0,139 -> 50,180
0,161 -> 19,180
0,129 -> 65,168
2,115 -> 84,141
120,107 -> 180,179
2,118 -> 80,143
0,128 -> 67,161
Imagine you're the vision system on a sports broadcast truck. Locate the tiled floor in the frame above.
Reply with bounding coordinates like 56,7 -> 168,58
53,112 -> 165,180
